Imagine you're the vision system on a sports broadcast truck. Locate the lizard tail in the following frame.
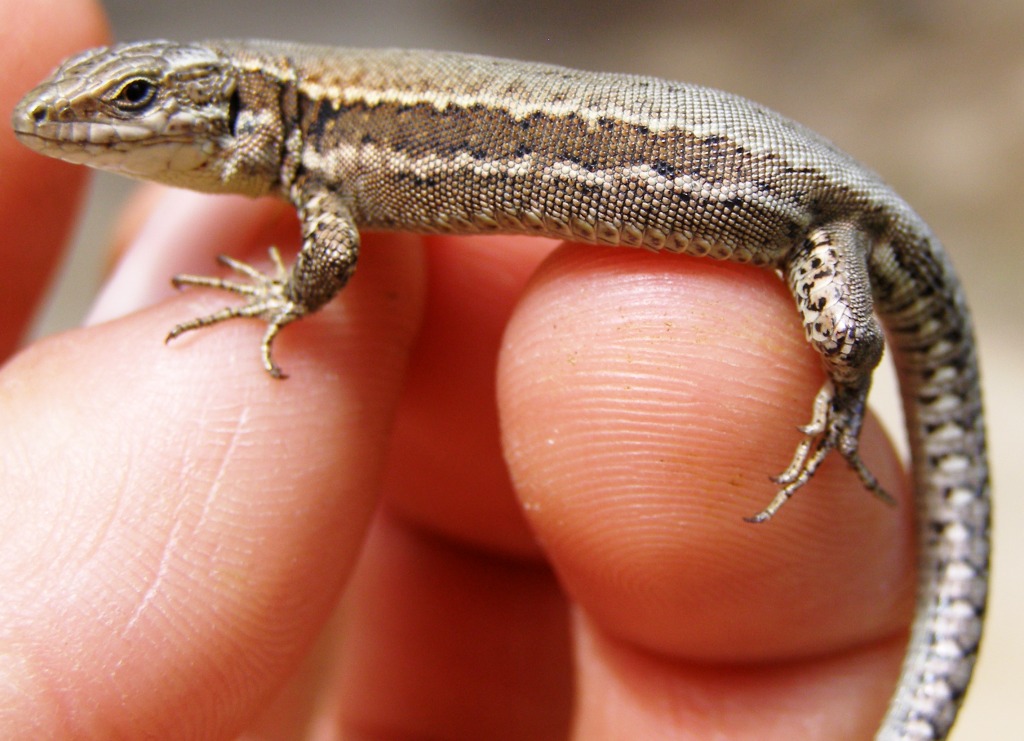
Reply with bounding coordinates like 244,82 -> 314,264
873,234 -> 990,741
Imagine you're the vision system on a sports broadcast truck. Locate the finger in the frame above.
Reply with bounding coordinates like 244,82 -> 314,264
308,234 -> 573,739
378,233 -> 559,556
0,0 -> 109,359
0,218 -> 424,739
88,188 -> 291,324
571,614 -> 902,740
498,244 -> 914,734
328,512 -> 573,740
100,212 -> 556,556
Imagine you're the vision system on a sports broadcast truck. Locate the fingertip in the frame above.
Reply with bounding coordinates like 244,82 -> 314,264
0,228 -> 426,737
0,0 -> 109,356
498,243 -> 913,662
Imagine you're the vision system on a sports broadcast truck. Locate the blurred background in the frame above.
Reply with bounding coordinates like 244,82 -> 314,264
33,1 -> 1022,737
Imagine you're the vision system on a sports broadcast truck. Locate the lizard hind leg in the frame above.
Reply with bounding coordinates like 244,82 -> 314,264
748,221 -> 890,522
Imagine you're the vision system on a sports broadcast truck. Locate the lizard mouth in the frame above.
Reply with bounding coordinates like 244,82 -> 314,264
12,125 -> 212,178
11,91 -> 190,147
11,111 -> 177,146
11,126 -> 198,168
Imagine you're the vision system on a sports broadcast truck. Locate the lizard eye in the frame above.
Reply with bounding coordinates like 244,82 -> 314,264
111,78 -> 157,111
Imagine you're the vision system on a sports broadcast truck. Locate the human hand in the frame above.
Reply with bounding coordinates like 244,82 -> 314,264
1,3 -> 915,738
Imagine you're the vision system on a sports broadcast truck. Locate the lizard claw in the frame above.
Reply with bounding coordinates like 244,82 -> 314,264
746,379 -> 894,523
166,247 -> 305,378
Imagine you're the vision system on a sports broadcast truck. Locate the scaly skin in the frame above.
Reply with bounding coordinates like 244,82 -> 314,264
12,40 -> 989,739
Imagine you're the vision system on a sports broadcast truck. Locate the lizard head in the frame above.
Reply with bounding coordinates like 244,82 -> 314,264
11,40 -> 274,194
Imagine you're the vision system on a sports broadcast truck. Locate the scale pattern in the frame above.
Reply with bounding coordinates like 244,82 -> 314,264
11,40 -> 990,739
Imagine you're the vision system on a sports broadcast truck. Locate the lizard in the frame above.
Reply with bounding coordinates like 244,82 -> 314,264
10,39 -> 989,740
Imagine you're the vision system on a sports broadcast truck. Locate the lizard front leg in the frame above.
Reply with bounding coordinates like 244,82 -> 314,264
749,220 -> 890,521
167,185 -> 360,378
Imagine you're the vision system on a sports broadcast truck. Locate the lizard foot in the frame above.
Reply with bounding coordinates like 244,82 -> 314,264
166,247 -> 306,378
745,379 -> 895,523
